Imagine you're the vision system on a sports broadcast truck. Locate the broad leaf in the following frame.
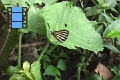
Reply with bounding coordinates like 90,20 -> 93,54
41,1 -> 103,53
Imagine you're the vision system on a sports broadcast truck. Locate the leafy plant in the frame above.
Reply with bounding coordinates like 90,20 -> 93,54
111,65 -> 120,80
41,1 -> 103,53
1,0 -> 120,80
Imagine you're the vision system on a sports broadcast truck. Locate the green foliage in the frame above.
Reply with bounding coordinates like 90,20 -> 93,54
86,0 -> 117,17
31,61 -> 42,80
104,42 -> 120,53
42,55 -> 51,62
1,0 -> 120,80
41,1 -> 103,53
5,65 -> 21,75
111,65 -> 120,80
57,59 -> 66,71
7,61 -> 42,80
44,65 -> 60,76
19,61 -> 34,80
103,19 -> 120,53
9,74 -> 25,80
2,0 -> 46,34
111,65 -> 120,75
23,5 -> 46,34
41,0 -> 57,5
6,29 -> 19,54
100,13 -> 113,23
23,61 -> 30,71
103,19 -> 120,37
86,74 -> 105,80
106,31 -> 120,38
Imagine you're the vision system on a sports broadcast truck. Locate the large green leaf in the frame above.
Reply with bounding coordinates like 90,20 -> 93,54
41,1 -> 103,53
26,5 -> 46,34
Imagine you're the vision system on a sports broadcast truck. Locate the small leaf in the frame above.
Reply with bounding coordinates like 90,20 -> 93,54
55,75 -> 61,80
9,74 -> 25,80
23,61 -> 30,71
57,59 -> 66,71
96,0 -> 104,4
43,61 -> 49,69
5,66 -> 21,75
59,52 -> 69,59
117,38 -> 120,45
106,30 -> 120,38
25,71 -> 34,80
42,55 -> 51,62
31,61 -> 42,80
103,19 -> 120,37
85,6 -> 102,17
101,13 -> 113,23
104,0 -> 117,8
86,74 -> 103,80
104,41 -> 120,54
44,65 -> 60,76
96,25 -> 103,35
111,65 -> 120,75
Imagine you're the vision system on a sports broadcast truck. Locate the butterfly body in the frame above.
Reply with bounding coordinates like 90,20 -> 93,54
51,30 -> 69,43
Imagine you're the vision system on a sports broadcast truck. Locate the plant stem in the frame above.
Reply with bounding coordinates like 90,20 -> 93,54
49,45 -> 57,53
83,49 -> 86,54
18,32 -> 23,67
77,66 -> 81,80
38,42 -> 49,61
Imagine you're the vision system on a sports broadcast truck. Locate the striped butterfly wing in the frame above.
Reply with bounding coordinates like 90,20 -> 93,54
51,30 -> 69,43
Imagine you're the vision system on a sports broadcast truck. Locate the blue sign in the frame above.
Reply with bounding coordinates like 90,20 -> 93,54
7,7 -> 27,28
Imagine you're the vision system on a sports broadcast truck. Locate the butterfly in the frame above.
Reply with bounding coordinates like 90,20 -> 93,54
51,30 -> 69,43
